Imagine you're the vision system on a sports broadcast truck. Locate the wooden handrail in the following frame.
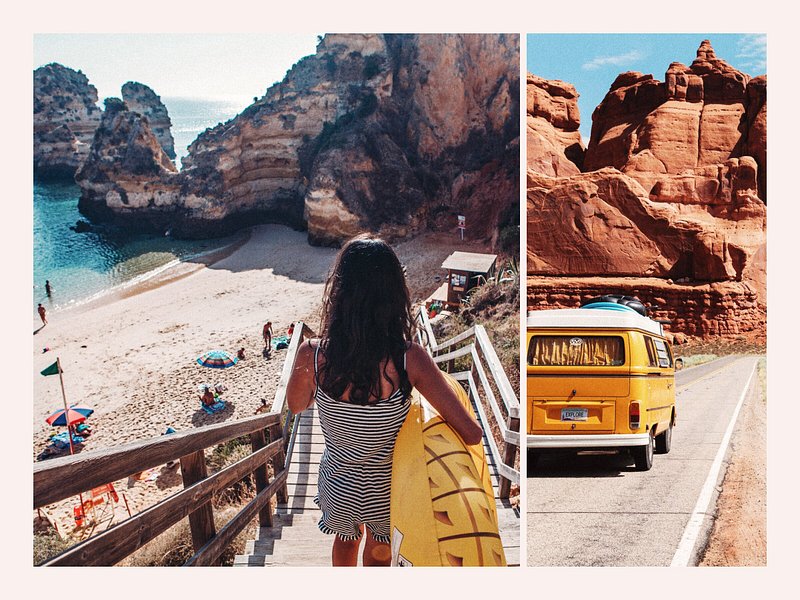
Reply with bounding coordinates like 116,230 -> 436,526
414,306 -> 520,498
474,325 -> 519,418
34,323 -> 319,567
34,412 -> 280,508
43,439 -> 283,566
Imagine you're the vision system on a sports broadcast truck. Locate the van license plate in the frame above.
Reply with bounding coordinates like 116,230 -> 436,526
561,408 -> 588,422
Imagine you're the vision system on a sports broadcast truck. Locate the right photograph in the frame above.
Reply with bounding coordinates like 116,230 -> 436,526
525,34 -> 766,566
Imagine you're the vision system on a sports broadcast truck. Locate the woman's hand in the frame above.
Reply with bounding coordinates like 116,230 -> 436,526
406,343 -> 483,446
286,340 -> 317,414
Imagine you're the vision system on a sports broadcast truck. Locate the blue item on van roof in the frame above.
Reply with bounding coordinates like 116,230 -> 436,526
581,302 -> 641,314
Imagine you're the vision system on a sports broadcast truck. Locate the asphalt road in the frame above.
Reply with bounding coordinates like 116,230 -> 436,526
526,355 -> 760,566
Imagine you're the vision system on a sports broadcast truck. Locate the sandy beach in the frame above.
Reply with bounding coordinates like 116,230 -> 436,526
33,223 -> 491,537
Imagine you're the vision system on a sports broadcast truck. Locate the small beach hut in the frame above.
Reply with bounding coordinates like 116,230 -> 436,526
440,251 -> 498,307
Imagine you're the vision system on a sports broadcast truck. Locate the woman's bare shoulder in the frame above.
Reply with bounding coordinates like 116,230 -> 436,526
296,339 -> 319,361
405,342 -> 434,373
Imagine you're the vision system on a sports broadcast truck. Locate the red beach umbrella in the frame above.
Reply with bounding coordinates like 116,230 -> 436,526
45,405 -> 94,427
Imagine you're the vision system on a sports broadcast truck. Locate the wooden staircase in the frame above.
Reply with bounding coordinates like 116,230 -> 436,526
234,399 -> 520,567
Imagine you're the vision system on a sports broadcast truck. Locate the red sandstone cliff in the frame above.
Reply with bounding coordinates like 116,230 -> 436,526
527,41 -> 766,341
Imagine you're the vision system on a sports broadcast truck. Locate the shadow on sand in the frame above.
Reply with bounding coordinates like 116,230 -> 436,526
190,401 -> 236,427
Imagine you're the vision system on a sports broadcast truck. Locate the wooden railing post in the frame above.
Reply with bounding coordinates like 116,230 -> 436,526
268,422 -> 288,504
250,429 -> 273,527
499,414 -> 519,499
179,450 -> 218,564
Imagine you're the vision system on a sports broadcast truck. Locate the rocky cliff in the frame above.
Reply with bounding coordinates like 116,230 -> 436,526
34,64 -> 175,177
76,34 -> 520,247
527,41 -> 766,341
34,63 -> 102,178
526,74 -> 584,176
121,82 -> 176,159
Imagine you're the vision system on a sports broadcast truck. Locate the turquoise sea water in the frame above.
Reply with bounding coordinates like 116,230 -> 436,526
33,97 -> 247,311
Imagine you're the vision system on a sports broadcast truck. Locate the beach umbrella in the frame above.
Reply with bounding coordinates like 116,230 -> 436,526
45,405 -> 94,427
196,349 -> 238,369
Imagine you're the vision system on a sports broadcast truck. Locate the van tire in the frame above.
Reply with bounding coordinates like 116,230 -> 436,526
655,422 -> 673,454
632,431 -> 654,471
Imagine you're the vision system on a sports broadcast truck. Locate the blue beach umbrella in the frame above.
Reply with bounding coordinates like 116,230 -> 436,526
196,349 -> 238,369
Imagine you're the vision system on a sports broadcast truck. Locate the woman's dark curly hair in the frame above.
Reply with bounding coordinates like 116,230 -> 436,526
318,235 -> 414,405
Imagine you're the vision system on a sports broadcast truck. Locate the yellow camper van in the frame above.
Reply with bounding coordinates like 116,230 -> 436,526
526,298 -> 677,471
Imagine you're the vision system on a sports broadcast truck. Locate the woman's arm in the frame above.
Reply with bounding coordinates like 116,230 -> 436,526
286,340 -> 317,414
406,343 -> 483,446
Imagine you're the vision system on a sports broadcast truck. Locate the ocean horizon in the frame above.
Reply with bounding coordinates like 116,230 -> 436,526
33,97 -> 246,312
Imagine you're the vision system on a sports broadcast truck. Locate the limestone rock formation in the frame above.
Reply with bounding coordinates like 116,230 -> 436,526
76,34 -> 520,247
34,63 -> 177,178
527,41 -> 766,340
121,82 -> 176,158
34,63 -> 102,178
76,98 -> 181,231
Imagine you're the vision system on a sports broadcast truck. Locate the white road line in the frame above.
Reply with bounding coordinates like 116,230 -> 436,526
670,358 -> 758,567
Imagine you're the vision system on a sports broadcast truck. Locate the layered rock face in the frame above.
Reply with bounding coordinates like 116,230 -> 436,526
77,34 -> 519,246
75,99 -> 180,231
527,41 -> 766,341
34,64 -> 102,178
121,82 -> 176,158
34,63 -> 176,178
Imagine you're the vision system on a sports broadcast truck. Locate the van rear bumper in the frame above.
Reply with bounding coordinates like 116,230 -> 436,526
527,433 -> 650,449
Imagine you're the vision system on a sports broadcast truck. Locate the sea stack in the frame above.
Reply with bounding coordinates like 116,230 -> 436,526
121,81 -> 176,159
34,63 -> 103,178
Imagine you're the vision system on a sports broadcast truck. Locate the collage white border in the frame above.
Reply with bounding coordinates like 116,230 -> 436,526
5,0 -> 795,595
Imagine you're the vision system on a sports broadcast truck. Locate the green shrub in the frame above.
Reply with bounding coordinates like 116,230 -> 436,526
34,531 -> 72,566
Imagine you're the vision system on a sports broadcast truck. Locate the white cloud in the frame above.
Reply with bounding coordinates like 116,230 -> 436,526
736,33 -> 767,74
582,50 -> 645,71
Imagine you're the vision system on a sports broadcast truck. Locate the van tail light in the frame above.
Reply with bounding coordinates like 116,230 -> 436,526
629,401 -> 641,430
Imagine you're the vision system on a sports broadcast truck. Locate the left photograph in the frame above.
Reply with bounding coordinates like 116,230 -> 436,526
32,33 -> 521,567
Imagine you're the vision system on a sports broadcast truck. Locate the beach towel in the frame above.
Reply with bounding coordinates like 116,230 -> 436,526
201,400 -> 226,414
272,335 -> 289,350
50,432 -> 85,449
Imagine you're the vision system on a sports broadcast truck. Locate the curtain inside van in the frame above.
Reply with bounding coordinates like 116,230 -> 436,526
528,336 -> 625,366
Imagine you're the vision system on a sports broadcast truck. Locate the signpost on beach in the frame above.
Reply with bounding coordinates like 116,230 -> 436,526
458,215 -> 466,240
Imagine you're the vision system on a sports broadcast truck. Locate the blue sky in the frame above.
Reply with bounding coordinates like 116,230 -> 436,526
34,34 -> 321,107
527,33 -> 767,143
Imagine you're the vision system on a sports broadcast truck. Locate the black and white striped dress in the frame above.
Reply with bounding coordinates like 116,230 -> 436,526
312,343 -> 410,543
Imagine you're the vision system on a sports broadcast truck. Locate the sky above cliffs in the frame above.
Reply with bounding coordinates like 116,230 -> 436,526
34,33 -> 320,108
527,33 -> 767,143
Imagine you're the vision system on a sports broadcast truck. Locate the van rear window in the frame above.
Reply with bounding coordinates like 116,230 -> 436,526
528,335 -> 625,366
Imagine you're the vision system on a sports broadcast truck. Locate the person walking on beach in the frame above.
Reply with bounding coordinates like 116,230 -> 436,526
286,235 -> 482,567
37,303 -> 47,325
263,321 -> 273,351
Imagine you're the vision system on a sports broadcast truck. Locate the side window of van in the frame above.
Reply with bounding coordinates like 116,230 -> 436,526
644,337 -> 659,368
653,338 -> 672,368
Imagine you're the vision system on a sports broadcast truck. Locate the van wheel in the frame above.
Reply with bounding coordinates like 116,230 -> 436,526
527,450 -> 540,474
632,431 -> 654,471
655,423 -> 673,454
